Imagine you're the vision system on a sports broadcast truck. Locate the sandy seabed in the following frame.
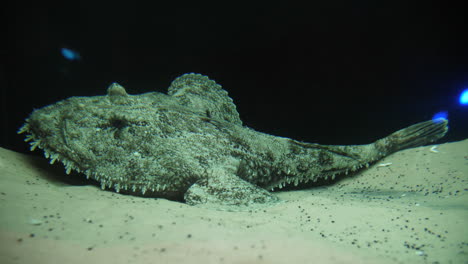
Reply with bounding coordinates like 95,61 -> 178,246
0,140 -> 467,264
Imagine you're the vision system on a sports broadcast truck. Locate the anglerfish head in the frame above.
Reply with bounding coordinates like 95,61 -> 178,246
18,83 -> 195,199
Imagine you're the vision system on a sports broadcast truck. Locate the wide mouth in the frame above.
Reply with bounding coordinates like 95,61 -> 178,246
18,122 -> 184,200
18,122 -> 85,175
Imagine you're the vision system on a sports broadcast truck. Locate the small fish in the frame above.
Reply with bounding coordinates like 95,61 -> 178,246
61,47 -> 81,61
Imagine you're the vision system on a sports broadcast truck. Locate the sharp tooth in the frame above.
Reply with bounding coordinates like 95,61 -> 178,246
17,124 -> 29,134
49,153 -> 58,164
65,166 -> 72,175
30,141 -> 40,151
100,181 -> 106,190
132,185 -> 137,192
141,186 -> 147,195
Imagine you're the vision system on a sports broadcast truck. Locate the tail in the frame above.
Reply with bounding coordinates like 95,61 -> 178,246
374,118 -> 448,155
276,119 -> 448,185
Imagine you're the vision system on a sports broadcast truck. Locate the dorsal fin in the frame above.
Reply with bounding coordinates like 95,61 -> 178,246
168,73 -> 242,125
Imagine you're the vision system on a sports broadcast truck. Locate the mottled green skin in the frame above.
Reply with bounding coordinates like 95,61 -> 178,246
19,73 -> 448,209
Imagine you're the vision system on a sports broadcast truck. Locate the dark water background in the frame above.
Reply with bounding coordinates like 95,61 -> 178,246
3,2 -> 468,153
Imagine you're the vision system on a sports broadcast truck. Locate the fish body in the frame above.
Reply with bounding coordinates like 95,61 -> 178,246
19,73 -> 448,209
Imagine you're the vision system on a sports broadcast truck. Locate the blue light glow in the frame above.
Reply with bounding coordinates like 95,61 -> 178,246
460,89 -> 468,105
432,111 -> 448,123
61,48 -> 81,61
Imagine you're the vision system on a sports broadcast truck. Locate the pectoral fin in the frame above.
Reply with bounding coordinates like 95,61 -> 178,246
184,170 -> 279,210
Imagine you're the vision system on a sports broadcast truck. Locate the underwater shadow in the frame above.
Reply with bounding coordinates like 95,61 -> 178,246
24,152 -> 100,187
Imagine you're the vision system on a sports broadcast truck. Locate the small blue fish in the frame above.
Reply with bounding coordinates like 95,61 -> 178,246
61,48 -> 81,61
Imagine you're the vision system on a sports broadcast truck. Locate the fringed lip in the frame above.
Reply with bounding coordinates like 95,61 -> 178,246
18,123 -> 174,197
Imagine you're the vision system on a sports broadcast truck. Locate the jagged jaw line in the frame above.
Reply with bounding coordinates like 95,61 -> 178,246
21,129 -> 89,177
19,126 -> 171,197
267,174 -> 325,191
267,163 -> 370,191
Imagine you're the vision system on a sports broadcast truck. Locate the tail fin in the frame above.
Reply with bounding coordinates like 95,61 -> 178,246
280,119 -> 448,183
375,119 -> 448,155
